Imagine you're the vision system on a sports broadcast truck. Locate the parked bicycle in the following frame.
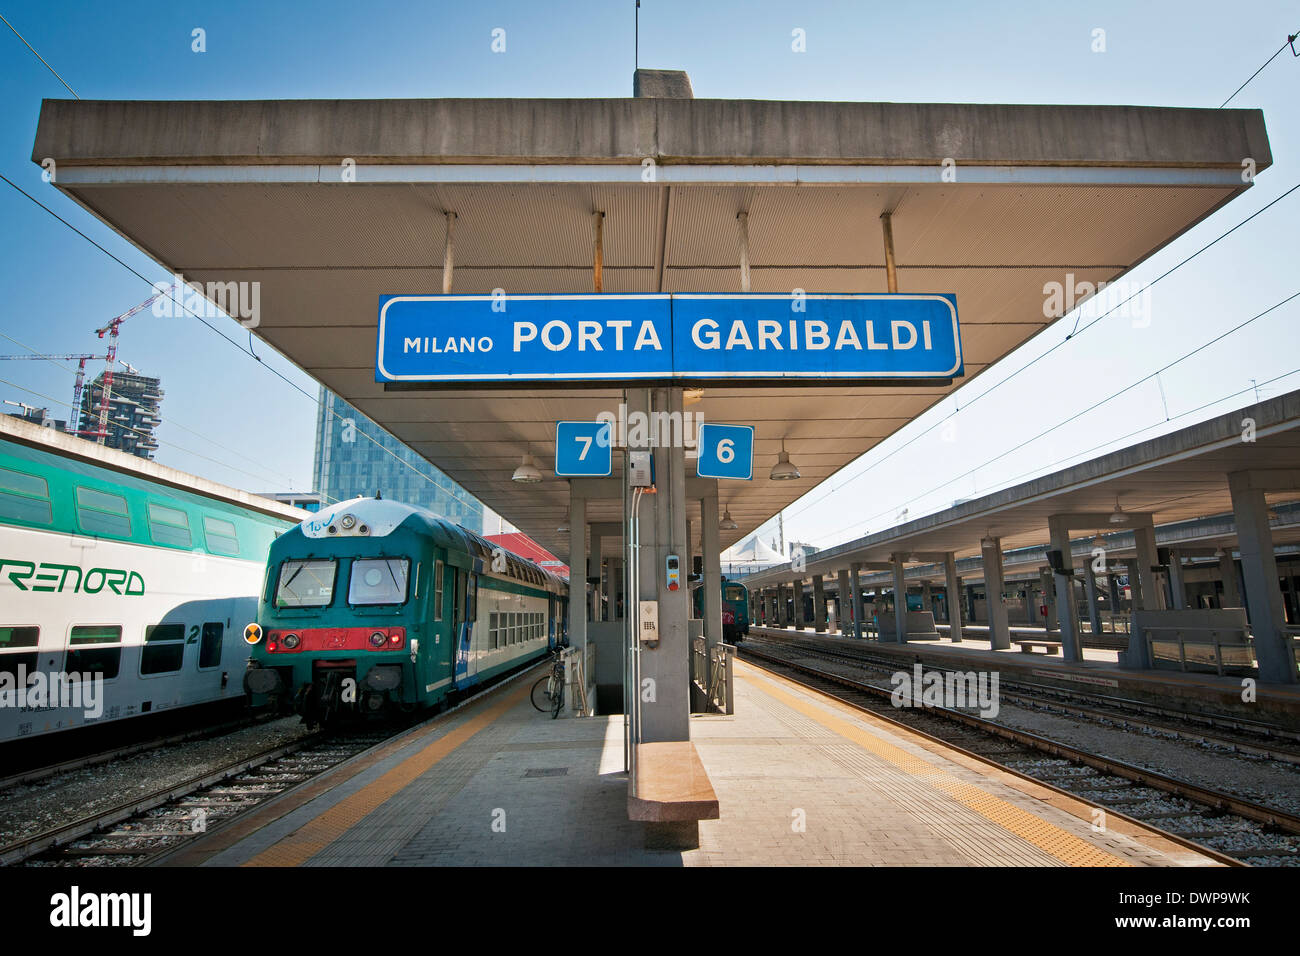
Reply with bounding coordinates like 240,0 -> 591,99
530,646 -> 566,719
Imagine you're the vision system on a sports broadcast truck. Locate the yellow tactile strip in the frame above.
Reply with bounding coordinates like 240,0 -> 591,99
242,681 -> 529,867
738,667 -> 1130,867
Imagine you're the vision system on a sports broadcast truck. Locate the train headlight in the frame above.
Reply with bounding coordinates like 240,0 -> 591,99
282,633 -> 301,650
243,623 -> 263,645
340,513 -> 356,530
369,631 -> 387,648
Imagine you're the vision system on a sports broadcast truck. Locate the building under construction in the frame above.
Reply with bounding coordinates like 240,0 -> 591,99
77,370 -> 162,459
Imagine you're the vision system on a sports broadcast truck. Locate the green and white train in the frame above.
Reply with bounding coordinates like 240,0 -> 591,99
243,496 -> 568,726
0,415 -> 303,743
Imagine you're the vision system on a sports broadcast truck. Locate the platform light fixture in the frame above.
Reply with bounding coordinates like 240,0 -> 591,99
512,453 -> 543,483
769,438 -> 800,481
1108,496 -> 1129,524
720,508 -> 739,531
556,509 -> 570,533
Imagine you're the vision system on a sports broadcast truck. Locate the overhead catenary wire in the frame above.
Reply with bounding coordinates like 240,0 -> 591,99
0,173 -> 476,509
0,12 -> 77,98
1218,28 -> 1299,108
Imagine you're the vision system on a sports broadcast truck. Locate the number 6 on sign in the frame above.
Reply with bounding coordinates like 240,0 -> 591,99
696,423 -> 754,480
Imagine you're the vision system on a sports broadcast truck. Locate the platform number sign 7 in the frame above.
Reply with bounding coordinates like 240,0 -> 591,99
696,423 -> 754,480
555,421 -> 613,477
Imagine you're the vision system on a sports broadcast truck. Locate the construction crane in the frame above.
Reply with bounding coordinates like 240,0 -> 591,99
0,352 -> 118,433
92,284 -> 172,445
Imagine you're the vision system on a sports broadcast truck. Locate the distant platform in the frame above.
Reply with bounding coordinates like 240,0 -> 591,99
749,625 -> 1300,727
164,661 -> 1220,867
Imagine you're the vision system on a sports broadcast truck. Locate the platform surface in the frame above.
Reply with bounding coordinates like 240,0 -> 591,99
172,661 -> 1219,867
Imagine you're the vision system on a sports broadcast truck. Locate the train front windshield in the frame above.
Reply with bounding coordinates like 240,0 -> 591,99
275,558 -> 337,608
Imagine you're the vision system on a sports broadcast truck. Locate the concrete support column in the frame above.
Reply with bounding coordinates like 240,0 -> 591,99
849,563 -> 864,639
589,527 -> 603,622
1039,569 -> 1059,632
891,556 -> 908,643
813,575 -> 827,633
981,537 -> 1011,650
700,490 -> 722,650
568,494 -> 587,657
634,386 -> 690,742
1047,515 -> 1083,662
1131,520 -> 1162,611
1166,548 -> 1188,610
794,580 -> 806,630
921,580 -> 933,620
837,569 -> 852,635
943,553 -> 963,643
1219,550 -> 1243,608
1083,560 -> 1102,636
1229,473 -> 1295,684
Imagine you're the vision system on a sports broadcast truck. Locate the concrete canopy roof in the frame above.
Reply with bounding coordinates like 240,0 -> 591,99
33,97 -> 1272,557
742,389 -> 1300,587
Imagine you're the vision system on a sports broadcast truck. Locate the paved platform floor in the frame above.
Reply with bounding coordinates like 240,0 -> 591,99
172,661 -> 1219,867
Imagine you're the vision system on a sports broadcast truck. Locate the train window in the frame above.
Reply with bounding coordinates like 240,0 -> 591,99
349,558 -> 409,606
275,559 -> 336,608
203,516 -> 240,556
0,626 -> 39,682
434,561 -> 444,620
66,625 -> 122,680
141,623 -> 186,675
148,502 -> 192,548
0,467 -> 52,525
199,622 -> 223,669
489,612 -> 499,649
725,586 -> 745,600
75,486 -> 131,538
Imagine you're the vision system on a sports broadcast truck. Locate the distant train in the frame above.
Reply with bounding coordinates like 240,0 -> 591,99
0,415 -> 302,743
242,497 -> 568,726
692,575 -> 749,642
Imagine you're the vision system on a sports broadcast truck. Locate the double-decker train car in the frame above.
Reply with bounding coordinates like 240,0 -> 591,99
0,414 -> 303,743
691,575 -> 750,642
243,496 -> 567,726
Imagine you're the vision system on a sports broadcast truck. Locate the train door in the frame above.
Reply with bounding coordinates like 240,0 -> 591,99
452,569 -> 479,688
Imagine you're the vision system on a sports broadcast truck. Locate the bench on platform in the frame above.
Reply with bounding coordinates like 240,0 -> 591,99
628,741 -> 719,849
1014,639 -> 1062,655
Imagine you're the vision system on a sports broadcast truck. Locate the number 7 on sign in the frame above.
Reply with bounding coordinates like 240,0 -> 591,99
555,421 -> 613,477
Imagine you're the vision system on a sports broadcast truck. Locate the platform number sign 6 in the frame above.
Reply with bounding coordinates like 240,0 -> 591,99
696,423 -> 754,480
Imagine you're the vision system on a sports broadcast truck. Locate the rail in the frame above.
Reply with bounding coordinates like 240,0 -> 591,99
692,637 -> 735,715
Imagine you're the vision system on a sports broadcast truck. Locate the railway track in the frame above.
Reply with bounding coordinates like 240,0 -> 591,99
739,640 -> 1300,865
4,659 -> 547,867
746,630 -> 1300,758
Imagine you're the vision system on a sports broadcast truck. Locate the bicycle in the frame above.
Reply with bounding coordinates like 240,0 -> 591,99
530,646 -> 566,719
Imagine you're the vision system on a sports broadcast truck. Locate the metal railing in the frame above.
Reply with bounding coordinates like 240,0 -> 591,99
1146,627 -> 1255,675
692,637 -> 735,715
565,644 -> 594,717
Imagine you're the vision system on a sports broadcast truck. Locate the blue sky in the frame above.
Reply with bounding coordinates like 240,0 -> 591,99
0,0 -> 1297,546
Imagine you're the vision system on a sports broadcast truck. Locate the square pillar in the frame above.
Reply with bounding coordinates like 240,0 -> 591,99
1083,560 -> 1102,635
589,527 -> 603,622
568,494 -> 587,656
794,580 -> 806,630
1166,549 -> 1187,610
1229,473 -> 1295,684
943,553 -> 964,643
813,575 -> 827,633
849,564 -> 864,639
837,569 -> 852,635
1039,569 -> 1058,632
1047,515 -> 1083,662
1219,550 -> 1243,607
891,556 -> 908,643
981,536 -> 1011,650
700,489 -> 722,650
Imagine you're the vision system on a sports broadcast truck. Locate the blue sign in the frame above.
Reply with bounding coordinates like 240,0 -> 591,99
376,293 -> 960,385
696,423 -> 753,480
555,421 -> 612,477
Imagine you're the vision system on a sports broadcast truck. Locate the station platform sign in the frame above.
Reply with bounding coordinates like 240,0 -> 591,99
555,421 -> 613,477
695,423 -> 754,480
376,293 -> 960,386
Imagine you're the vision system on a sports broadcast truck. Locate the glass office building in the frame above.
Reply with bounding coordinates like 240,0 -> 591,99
312,388 -> 484,533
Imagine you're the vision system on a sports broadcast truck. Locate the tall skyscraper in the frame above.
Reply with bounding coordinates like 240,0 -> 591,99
77,370 -> 162,460
313,388 -> 484,533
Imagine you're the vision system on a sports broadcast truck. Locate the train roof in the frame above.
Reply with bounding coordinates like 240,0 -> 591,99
0,413 -> 306,523
299,496 -> 568,592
